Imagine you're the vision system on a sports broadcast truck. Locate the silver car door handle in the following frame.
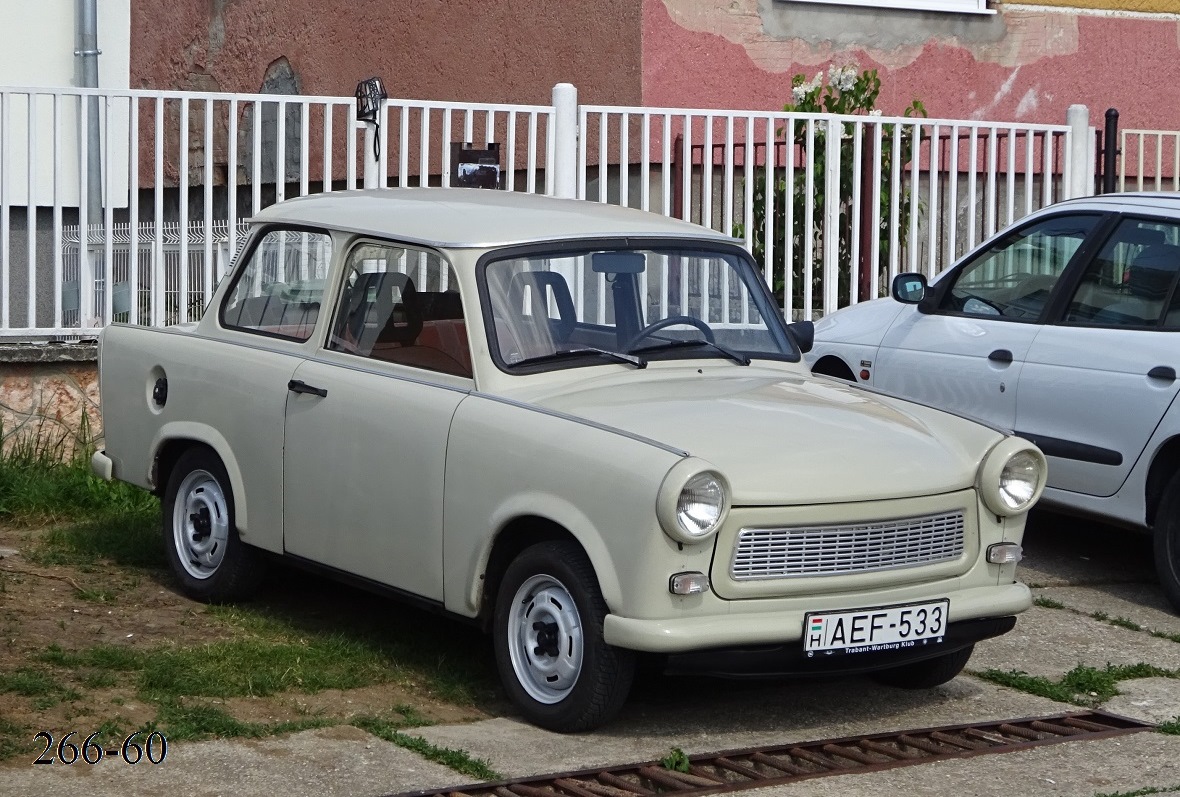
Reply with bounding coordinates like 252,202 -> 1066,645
988,349 -> 1013,364
1148,366 -> 1176,382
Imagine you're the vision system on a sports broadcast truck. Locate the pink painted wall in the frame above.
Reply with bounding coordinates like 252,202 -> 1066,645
642,0 -> 1180,131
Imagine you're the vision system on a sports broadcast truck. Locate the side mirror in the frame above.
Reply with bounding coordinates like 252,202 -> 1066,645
891,273 -> 927,304
787,320 -> 814,354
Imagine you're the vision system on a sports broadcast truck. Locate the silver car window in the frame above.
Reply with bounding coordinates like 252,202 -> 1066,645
1065,219 -> 1180,328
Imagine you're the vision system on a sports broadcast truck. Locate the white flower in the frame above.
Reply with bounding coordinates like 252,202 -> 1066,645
792,85 -> 808,104
810,72 -> 823,91
869,109 -> 883,116
836,66 -> 858,92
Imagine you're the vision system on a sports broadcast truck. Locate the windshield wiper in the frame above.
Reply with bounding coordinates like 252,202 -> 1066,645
631,338 -> 751,366
513,347 -> 647,369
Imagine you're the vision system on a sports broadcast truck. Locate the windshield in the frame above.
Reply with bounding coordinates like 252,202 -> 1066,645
481,244 -> 794,371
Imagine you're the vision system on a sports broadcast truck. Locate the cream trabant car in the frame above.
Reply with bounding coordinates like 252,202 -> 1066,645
93,188 -> 1043,732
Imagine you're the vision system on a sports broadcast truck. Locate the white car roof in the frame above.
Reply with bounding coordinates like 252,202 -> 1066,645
250,188 -> 739,249
1050,192 -> 1180,214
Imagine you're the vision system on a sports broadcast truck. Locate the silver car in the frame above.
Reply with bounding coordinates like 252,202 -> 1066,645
808,192 -> 1180,611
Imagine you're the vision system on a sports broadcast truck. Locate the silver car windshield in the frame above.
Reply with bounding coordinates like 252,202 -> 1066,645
482,245 -> 794,370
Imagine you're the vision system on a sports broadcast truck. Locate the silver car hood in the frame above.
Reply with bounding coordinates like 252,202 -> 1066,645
522,367 -> 1002,506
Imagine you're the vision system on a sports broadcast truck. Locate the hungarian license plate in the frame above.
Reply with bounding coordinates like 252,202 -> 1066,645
803,600 -> 948,655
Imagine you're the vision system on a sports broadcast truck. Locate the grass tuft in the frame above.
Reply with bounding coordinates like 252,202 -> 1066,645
1033,595 -> 1066,609
975,663 -> 1177,705
352,715 -> 500,781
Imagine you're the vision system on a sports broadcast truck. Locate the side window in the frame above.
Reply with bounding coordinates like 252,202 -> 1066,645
941,215 -> 1099,320
328,243 -> 471,378
221,229 -> 332,341
1065,218 -> 1180,328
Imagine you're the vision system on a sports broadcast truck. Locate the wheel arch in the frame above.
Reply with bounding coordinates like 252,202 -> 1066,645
1146,435 -> 1180,527
475,512 -> 622,634
151,423 -> 249,534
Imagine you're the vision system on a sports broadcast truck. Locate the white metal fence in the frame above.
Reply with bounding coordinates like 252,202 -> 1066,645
0,82 -> 1096,337
1120,128 -> 1180,192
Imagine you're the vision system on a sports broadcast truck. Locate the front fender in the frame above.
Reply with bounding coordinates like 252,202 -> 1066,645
150,422 -> 251,538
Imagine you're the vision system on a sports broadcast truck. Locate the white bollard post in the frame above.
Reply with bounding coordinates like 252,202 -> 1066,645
552,83 -> 578,199
1066,104 -> 1094,199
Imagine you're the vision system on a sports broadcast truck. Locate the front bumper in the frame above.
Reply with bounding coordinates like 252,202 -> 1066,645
663,616 -> 1015,678
602,581 -> 1030,653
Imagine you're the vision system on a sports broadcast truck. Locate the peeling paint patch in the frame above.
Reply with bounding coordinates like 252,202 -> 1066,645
659,0 -> 1080,70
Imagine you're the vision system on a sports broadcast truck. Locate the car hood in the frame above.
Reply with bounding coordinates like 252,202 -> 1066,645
523,367 -> 1003,505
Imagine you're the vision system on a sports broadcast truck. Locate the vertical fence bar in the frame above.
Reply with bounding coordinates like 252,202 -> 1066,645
948,123 -> 960,264
823,117 -> 841,315
986,126 -> 998,238
154,95 -> 166,327
803,118 -> 815,320
204,97 -> 215,308
967,126 -> 979,250
103,94 -> 115,326
53,93 -> 64,330
276,98 -> 287,201
0,93 -> 9,330
129,96 -> 140,324
179,97 -> 190,323
78,93 -> 93,328
228,98 -> 239,270
849,119 -> 863,305
25,93 -> 37,327
870,122 -> 883,301
926,122 -> 939,277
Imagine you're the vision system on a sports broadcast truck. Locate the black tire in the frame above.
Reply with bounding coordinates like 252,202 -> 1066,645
871,645 -> 974,689
1153,471 -> 1180,613
810,356 -> 856,382
493,541 -> 635,732
163,446 -> 264,603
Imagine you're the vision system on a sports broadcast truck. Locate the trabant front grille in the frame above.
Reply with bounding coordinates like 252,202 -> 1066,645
731,511 -> 966,580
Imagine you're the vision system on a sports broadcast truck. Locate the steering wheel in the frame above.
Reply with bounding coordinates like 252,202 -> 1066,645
623,315 -> 715,351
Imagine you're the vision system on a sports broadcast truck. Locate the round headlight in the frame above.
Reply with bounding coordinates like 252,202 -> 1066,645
657,459 -> 730,544
676,472 -> 725,538
999,450 -> 1041,512
978,440 -> 1046,517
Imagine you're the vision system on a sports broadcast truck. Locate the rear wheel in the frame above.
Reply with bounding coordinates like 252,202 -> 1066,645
163,447 -> 263,603
871,645 -> 974,689
1153,470 -> 1180,613
494,541 -> 635,732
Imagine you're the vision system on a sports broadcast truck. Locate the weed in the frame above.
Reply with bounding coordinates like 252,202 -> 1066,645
352,715 -> 499,780
1109,617 -> 1143,632
1158,718 -> 1180,735
661,747 -> 691,773
80,670 -> 118,689
975,663 -> 1177,705
1094,786 -> 1180,797
154,699 -> 332,741
1033,595 -> 1065,609
0,716 -> 30,759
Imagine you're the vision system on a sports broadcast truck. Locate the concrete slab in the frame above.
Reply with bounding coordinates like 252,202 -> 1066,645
1034,583 -> 1180,637
746,732 -> 1180,797
0,725 -> 469,797
1105,677 -> 1180,725
970,606 -> 1180,679
413,677 -> 1069,780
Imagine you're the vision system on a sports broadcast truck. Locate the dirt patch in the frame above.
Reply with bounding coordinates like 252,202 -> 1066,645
0,523 -> 493,767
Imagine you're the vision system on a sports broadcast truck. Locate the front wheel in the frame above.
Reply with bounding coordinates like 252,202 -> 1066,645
1153,470 -> 1180,613
163,447 -> 263,603
870,645 -> 974,689
494,541 -> 635,732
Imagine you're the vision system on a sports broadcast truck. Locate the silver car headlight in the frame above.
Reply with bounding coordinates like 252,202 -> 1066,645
657,459 -> 730,544
978,438 -> 1047,517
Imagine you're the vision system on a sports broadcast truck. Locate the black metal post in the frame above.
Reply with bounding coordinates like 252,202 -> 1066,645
1102,108 -> 1119,194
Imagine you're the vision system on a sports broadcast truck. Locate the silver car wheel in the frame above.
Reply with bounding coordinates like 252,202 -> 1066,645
506,573 -> 584,705
172,469 -> 230,580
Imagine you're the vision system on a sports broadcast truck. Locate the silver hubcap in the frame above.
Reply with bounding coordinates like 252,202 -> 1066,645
172,469 -> 229,580
507,574 -> 584,704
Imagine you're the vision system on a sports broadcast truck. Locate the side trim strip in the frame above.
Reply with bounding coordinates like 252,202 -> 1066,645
1014,431 -> 1123,466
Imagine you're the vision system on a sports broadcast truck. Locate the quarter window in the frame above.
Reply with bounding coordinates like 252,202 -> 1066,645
940,215 -> 1099,321
1065,219 -> 1180,329
221,229 -> 333,341
328,243 -> 471,378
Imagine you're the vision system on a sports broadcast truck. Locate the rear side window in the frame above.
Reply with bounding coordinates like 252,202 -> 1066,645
1065,218 -> 1180,328
221,229 -> 334,341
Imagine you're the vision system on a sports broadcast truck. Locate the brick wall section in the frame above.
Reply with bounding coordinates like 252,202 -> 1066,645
0,345 -> 100,458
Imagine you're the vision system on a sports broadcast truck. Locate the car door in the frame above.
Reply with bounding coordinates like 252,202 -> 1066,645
1016,215 -> 1180,497
282,241 -> 472,600
874,213 -> 1104,430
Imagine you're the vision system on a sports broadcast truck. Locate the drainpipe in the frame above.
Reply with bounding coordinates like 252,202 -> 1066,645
75,0 -> 102,221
